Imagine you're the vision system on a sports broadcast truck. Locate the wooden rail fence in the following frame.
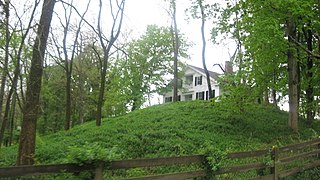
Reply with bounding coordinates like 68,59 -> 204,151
1,138 -> 320,179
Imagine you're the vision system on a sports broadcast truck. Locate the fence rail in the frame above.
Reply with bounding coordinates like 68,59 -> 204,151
1,138 -> 320,179
109,155 -> 206,169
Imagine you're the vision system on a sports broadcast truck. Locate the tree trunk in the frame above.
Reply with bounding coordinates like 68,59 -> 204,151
305,24 -> 314,124
96,0 -> 125,126
1,22 -> 28,146
65,75 -> 72,130
287,18 -> 299,132
0,80 -> 15,147
2,0 -> 37,146
71,101 -> 76,128
63,13 -> 71,131
63,0 -> 89,130
96,55 -> 108,126
0,0 -> 10,133
272,70 -> 278,107
171,0 -> 179,102
272,89 -> 277,107
17,0 -> 56,165
199,0 -> 213,99
8,92 -> 16,146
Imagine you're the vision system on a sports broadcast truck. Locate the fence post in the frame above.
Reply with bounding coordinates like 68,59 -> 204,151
203,156 -> 213,180
271,146 -> 279,180
94,161 -> 104,180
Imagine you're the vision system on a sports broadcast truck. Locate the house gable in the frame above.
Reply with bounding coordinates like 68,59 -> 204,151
163,64 -> 222,103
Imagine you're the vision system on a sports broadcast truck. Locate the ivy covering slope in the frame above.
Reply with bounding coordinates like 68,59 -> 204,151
1,101 -> 319,166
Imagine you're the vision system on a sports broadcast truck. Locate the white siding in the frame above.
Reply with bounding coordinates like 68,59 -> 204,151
163,66 -> 221,102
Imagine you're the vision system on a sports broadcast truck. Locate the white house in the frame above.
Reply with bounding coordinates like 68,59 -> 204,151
163,64 -> 224,102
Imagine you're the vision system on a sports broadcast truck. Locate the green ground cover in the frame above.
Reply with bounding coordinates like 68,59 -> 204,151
1,101 -> 319,179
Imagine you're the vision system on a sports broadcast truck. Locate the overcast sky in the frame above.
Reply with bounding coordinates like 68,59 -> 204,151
124,0 -> 236,73
48,0 -> 235,73
9,0 -> 234,72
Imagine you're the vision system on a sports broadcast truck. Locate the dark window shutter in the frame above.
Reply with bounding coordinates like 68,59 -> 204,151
199,76 -> 202,85
206,91 -> 208,100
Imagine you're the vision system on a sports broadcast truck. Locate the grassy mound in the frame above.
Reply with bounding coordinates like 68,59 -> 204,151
1,101 -> 319,166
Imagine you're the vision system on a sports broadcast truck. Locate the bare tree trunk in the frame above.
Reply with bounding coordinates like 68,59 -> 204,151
305,23 -> 314,124
272,70 -> 278,107
62,0 -> 90,130
0,81 -> 15,147
0,0 -> 38,147
171,0 -> 179,102
17,0 -> 56,165
71,100 -> 76,128
287,18 -> 299,132
61,2 -> 72,131
96,0 -> 125,126
198,0 -> 213,99
0,0 -> 10,136
8,92 -> 16,146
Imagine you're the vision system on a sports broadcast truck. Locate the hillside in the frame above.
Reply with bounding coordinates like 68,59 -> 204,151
1,101 -> 319,166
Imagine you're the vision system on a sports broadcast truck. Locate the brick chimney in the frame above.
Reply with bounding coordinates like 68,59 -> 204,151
225,61 -> 233,74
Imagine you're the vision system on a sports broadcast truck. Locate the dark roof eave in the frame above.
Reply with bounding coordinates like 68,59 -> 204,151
188,64 -> 221,80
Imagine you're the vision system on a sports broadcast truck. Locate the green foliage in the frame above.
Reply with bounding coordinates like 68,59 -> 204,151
119,24 -> 189,111
34,24 -> 191,133
1,101 -> 320,178
0,145 -> 17,166
186,0 -> 220,20
39,65 -> 67,133
288,167 -> 320,180
218,0 -> 320,121
199,142 -> 228,171
65,142 -> 121,164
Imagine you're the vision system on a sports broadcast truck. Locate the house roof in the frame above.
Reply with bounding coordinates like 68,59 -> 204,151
188,64 -> 221,80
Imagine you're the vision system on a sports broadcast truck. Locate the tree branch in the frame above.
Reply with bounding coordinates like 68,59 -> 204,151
58,0 -> 127,56
288,34 -> 320,59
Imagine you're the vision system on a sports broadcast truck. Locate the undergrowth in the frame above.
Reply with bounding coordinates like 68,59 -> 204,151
1,100 -> 320,179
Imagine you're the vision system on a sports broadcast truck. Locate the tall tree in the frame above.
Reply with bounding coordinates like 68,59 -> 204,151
72,43 -> 101,124
198,0 -> 213,99
0,0 -> 39,147
0,0 -> 10,147
219,0 -> 320,131
17,0 -> 56,165
61,1 -> 74,131
287,17 -> 298,132
168,0 -> 179,102
188,0 -> 217,99
56,0 -> 91,130
124,25 -> 188,111
0,0 -> 10,139
304,22 -> 314,124
96,0 -> 125,126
